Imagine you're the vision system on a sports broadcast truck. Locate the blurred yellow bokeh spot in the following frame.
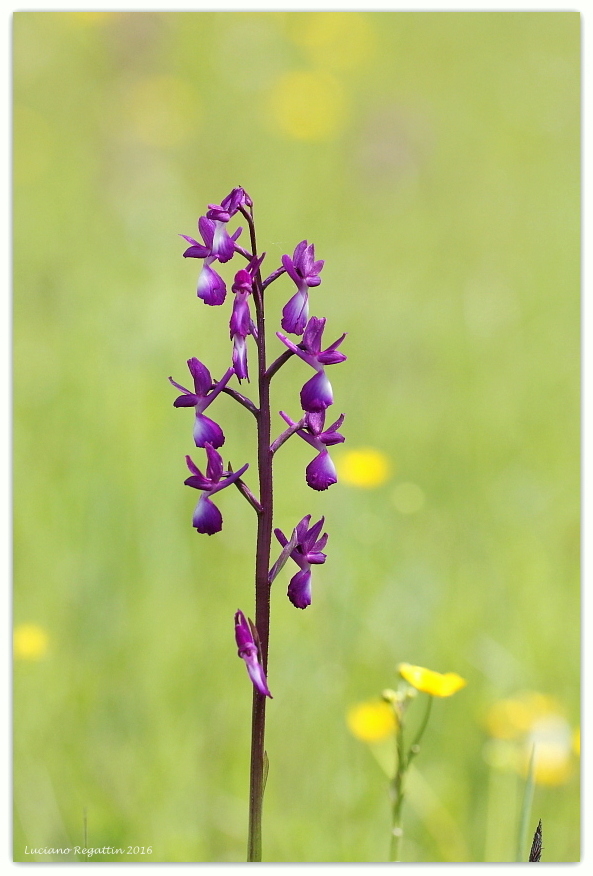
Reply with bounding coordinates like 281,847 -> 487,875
572,726 -> 580,757
484,691 -> 562,740
64,12 -> 115,27
483,691 -> 575,786
123,76 -> 200,149
291,12 -> 376,72
266,70 -> 347,141
347,699 -> 396,742
14,623 -> 49,661
336,447 -> 391,488
398,663 -> 467,698
392,481 -> 425,513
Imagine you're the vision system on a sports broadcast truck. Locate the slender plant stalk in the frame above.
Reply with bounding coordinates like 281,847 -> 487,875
516,744 -> 536,862
389,694 -> 433,862
246,208 -> 273,863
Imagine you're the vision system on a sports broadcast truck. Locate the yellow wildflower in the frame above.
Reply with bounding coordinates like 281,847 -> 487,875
13,623 -> 48,660
398,663 -> 467,697
336,448 -> 391,488
347,699 -> 397,742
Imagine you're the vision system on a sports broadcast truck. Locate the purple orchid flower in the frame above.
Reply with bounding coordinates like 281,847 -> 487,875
169,358 -> 234,448
280,240 -> 324,336
181,215 -> 243,305
209,186 -> 252,220
274,515 -> 328,609
184,444 -> 248,534
229,255 -> 264,381
279,410 -> 345,491
277,317 -> 346,412
234,610 -> 272,698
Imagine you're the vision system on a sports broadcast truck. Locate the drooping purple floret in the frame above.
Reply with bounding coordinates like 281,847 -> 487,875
274,515 -> 328,608
280,241 -> 324,335
277,318 -> 346,413
169,358 -> 234,448
234,610 -> 272,697
184,445 -> 248,534
229,255 -> 264,381
181,208 -> 243,304
279,410 -> 345,491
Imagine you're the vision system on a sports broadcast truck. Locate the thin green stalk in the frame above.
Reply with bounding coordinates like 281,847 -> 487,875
389,718 -> 406,862
389,694 -> 433,862
516,744 -> 536,862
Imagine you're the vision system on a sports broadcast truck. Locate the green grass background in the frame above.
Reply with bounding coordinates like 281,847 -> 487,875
13,10 -> 579,863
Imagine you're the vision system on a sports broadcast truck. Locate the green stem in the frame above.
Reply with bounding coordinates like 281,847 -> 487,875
407,695 -> 433,769
389,694 -> 434,862
516,744 -> 536,862
389,718 -> 406,862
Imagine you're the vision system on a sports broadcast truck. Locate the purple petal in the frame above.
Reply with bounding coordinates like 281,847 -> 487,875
281,254 -> 301,286
192,494 -> 223,534
292,240 -> 308,265
281,289 -> 309,336
320,430 -> 345,447
198,216 -> 215,248
234,610 -> 272,697
193,413 -> 225,449
300,243 -> 315,276
208,462 -> 249,497
230,298 -> 251,338
274,527 -> 289,548
305,450 -> 337,491
304,515 -> 325,547
197,263 -> 227,305
183,244 -> 210,259
302,317 -> 326,354
305,411 -> 326,435
288,568 -> 312,609
221,187 -> 245,215
234,610 -> 253,650
185,454 -> 204,478
184,474 -> 211,490
232,335 -> 249,381
187,358 -> 212,397
243,648 -> 273,697
212,221 -> 235,263
300,371 -> 333,413
169,375 -> 194,395
317,350 -> 347,366
204,443 -> 224,483
232,269 -> 252,296
173,394 -> 199,407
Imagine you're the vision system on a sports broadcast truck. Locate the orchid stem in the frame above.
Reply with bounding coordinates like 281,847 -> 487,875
247,211 -> 272,863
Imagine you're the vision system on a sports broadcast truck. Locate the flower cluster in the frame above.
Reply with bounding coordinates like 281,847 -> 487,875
171,187 -> 346,701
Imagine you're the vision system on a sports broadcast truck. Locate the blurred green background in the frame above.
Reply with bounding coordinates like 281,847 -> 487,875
13,10 -> 580,863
